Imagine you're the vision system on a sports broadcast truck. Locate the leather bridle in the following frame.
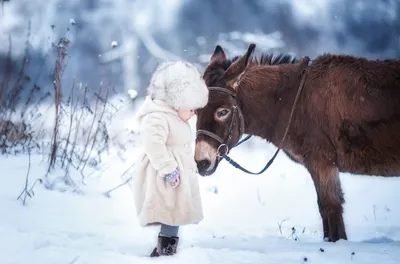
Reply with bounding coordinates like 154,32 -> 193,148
196,86 -> 247,158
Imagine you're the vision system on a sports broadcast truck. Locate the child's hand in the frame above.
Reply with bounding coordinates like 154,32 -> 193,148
165,169 -> 180,188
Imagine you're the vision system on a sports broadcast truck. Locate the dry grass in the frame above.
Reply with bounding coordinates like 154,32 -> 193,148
1,22 -> 139,194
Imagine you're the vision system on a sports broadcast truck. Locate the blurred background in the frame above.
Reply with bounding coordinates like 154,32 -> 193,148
0,0 -> 399,103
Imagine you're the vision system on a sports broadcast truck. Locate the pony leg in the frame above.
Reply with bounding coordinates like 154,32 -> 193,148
313,187 -> 329,240
309,164 -> 347,242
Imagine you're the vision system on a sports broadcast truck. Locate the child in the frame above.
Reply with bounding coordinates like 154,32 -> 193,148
131,60 -> 208,257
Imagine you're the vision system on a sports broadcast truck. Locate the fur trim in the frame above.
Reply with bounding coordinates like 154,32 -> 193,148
147,61 -> 209,110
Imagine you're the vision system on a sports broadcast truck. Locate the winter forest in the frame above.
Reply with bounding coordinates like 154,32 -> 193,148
0,0 -> 400,263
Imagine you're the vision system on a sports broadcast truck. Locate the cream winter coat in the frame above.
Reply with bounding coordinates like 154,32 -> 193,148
132,60 -> 208,227
132,97 -> 204,227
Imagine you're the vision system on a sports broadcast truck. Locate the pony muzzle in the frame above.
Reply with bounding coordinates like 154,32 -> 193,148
194,140 -> 218,174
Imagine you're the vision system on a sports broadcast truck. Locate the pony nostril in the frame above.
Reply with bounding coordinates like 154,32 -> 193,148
197,159 -> 211,171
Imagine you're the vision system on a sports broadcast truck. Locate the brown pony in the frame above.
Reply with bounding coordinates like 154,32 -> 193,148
194,43 -> 400,242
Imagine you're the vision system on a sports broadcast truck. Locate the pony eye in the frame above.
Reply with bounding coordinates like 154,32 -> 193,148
217,109 -> 230,118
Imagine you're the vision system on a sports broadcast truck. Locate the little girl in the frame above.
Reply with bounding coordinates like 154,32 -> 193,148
131,60 -> 208,257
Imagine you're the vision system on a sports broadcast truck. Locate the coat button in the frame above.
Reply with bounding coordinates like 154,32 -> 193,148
184,144 -> 189,147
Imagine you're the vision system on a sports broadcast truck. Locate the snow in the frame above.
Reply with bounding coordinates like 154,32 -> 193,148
111,41 -> 118,48
1,142 -> 400,263
127,89 -> 138,99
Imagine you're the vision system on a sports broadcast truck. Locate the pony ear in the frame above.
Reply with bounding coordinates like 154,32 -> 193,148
223,43 -> 256,89
210,45 -> 227,64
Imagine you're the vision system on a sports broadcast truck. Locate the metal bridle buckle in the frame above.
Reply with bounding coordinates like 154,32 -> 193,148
217,143 -> 229,158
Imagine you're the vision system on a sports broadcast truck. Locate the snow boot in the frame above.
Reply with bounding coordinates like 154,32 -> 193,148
150,233 -> 179,257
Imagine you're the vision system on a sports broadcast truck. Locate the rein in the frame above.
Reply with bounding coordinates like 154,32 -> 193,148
196,59 -> 311,175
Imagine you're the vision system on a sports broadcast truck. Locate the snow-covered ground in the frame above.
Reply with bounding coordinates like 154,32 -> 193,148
1,141 -> 400,264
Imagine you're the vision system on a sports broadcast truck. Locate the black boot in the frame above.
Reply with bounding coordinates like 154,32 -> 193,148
150,233 -> 179,257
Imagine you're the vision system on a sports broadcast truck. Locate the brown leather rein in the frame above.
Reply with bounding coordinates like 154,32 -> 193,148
196,58 -> 311,175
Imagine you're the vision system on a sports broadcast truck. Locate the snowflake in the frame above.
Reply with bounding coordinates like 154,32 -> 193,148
128,89 -> 138,99
111,41 -> 118,48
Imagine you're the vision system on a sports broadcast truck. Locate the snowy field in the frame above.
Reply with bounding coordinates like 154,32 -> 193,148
1,140 -> 400,264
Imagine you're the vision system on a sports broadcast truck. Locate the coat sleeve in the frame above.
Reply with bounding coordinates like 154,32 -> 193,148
140,113 -> 178,175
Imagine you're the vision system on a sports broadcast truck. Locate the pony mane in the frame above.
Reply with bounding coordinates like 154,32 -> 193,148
222,52 -> 299,70
253,53 -> 299,65
222,55 -> 241,70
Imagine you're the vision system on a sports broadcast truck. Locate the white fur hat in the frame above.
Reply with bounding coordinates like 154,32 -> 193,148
147,60 -> 209,110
